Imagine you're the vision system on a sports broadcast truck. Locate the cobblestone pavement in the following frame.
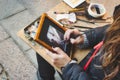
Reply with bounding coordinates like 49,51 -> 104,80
0,38 -> 36,80
0,0 -> 61,80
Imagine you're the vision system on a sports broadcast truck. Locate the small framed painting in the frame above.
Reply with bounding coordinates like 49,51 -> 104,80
34,13 -> 72,55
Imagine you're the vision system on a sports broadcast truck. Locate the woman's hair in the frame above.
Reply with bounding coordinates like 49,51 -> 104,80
113,5 -> 120,20
102,5 -> 120,80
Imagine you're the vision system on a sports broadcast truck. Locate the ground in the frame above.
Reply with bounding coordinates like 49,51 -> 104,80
0,0 -> 119,80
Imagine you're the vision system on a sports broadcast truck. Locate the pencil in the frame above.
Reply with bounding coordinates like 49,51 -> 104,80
69,8 -> 85,13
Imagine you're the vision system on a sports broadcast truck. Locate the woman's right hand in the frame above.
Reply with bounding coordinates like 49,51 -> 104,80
64,29 -> 84,45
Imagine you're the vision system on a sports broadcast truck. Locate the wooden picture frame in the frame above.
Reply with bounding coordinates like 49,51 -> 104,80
34,13 -> 72,55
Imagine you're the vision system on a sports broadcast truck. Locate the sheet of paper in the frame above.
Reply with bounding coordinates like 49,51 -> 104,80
63,0 -> 85,8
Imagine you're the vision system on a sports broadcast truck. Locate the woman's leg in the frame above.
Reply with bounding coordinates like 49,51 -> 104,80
36,53 -> 55,80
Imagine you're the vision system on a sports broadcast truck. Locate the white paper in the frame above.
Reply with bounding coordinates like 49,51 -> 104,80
63,0 -> 85,8
56,13 -> 76,23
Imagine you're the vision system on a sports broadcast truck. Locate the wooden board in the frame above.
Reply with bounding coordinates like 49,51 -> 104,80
17,1 -> 115,73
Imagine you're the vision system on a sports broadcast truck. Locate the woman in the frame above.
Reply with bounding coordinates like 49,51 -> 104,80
36,5 -> 120,80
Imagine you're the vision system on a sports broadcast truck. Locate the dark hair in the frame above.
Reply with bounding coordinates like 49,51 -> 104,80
113,4 -> 120,20
102,5 -> 120,80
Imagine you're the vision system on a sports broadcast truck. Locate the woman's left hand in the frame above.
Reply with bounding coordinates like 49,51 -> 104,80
46,47 -> 71,68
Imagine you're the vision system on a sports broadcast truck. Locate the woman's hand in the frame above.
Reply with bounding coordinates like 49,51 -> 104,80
46,47 -> 71,68
64,29 -> 84,44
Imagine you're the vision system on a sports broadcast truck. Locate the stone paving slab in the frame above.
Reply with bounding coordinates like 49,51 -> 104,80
0,0 -> 25,20
0,25 -> 9,42
18,0 -> 62,18
25,49 -> 38,68
0,38 -> 36,80
0,10 -> 38,51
